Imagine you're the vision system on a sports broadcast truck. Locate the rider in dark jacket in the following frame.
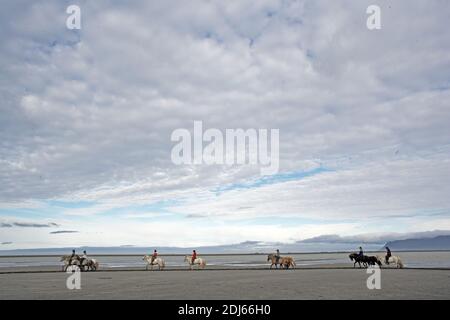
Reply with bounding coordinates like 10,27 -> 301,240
69,249 -> 76,265
385,246 -> 392,264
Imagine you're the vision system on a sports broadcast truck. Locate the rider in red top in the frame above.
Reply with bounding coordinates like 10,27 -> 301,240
191,250 -> 197,264
151,249 -> 158,263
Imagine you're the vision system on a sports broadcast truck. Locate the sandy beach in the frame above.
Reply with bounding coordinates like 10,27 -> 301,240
1,268 -> 449,300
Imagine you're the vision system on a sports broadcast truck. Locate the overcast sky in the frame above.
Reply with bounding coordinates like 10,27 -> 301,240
1,0 -> 450,249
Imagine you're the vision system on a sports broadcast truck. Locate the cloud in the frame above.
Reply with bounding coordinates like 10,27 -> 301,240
49,230 -> 79,234
0,1 -> 450,248
1,242 -> 13,245
1,222 -> 59,228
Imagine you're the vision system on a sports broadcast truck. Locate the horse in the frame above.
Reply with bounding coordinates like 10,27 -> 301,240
280,256 -> 296,269
184,255 -> 206,270
349,253 -> 368,268
143,255 -> 166,271
267,254 -> 296,269
60,255 -> 81,271
84,258 -> 99,271
376,255 -> 404,268
366,256 -> 382,267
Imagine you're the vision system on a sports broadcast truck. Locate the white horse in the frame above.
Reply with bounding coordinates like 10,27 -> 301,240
60,255 -> 81,271
83,258 -> 99,271
376,255 -> 404,268
184,255 -> 206,270
143,255 -> 166,271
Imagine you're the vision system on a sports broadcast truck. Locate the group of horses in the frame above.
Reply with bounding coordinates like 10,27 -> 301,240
349,252 -> 404,268
143,254 -> 297,271
60,255 -> 99,272
143,255 -> 207,271
143,254 -> 298,271
60,252 -> 404,272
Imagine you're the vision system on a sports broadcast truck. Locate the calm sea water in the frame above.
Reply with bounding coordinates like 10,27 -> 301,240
1,251 -> 449,270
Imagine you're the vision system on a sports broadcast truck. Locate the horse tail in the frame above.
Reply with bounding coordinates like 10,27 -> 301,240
397,257 -> 404,268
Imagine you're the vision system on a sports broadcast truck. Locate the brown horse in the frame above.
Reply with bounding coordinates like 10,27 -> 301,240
267,254 -> 296,269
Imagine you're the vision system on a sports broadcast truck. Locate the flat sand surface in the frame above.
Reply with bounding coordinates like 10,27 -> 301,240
1,268 -> 449,300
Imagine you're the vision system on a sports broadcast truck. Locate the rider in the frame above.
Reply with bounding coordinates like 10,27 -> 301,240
69,249 -> 76,266
275,249 -> 281,264
358,246 -> 364,259
151,249 -> 158,264
191,250 -> 197,264
80,250 -> 88,267
385,246 -> 392,264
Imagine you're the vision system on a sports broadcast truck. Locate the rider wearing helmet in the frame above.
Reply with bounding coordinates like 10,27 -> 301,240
80,250 -> 88,269
151,249 -> 158,264
385,246 -> 392,264
358,246 -> 364,259
191,250 -> 197,264
275,249 -> 281,264
69,249 -> 76,266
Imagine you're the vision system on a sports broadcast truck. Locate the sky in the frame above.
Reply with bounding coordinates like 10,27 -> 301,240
1,0 -> 450,250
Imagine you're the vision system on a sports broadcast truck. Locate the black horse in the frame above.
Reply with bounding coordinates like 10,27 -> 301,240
349,252 -> 367,268
349,253 -> 381,268
366,256 -> 382,267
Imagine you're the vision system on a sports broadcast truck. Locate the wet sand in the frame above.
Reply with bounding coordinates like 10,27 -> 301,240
1,268 -> 449,300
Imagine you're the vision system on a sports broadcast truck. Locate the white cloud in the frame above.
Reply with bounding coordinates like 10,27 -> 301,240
1,0 -> 450,248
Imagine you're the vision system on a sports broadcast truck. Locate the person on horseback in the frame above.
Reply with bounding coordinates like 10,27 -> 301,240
358,246 -> 364,259
385,246 -> 391,264
69,249 -> 76,266
151,249 -> 158,264
80,250 -> 88,267
275,249 -> 281,264
191,250 -> 197,264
